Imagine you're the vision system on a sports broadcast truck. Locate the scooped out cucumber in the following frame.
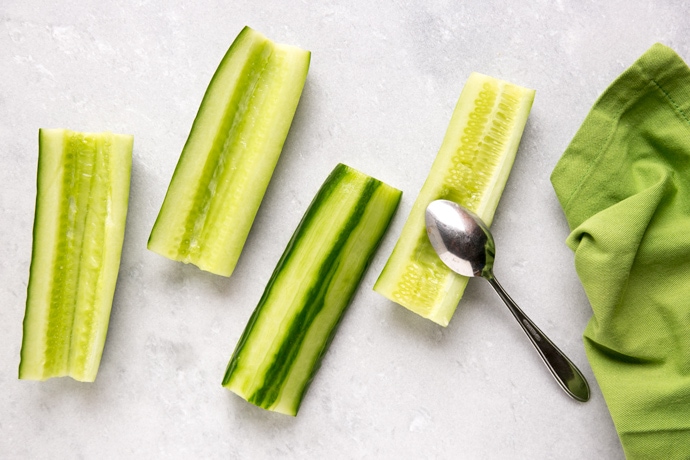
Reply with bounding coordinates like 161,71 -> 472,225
374,73 -> 535,326
20,128 -> 133,381
148,26 -> 310,277
223,163 -> 401,416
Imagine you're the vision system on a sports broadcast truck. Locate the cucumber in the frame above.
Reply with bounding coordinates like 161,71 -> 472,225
222,163 -> 401,416
148,26 -> 311,277
373,73 -> 535,326
20,128 -> 133,381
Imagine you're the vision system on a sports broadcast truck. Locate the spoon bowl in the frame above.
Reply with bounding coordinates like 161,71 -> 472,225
425,200 -> 494,278
425,199 -> 590,402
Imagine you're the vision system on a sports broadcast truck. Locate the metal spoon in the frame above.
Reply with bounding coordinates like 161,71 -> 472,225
425,199 -> 590,402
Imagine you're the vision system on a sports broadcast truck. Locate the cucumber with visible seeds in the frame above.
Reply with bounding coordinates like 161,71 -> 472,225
223,163 -> 401,416
20,128 -> 133,382
148,26 -> 311,277
373,73 -> 535,326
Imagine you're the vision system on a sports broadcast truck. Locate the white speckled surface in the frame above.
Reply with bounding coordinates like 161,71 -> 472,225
2,1 -> 688,458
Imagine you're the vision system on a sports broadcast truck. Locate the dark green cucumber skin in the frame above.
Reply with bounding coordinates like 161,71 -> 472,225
20,131 -> 50,376
223,164 -> 401,414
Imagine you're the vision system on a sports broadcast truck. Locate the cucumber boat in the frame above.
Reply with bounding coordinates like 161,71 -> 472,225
374,73 -> 535,326
148,26 -> 311,277
20,128 -> 133,382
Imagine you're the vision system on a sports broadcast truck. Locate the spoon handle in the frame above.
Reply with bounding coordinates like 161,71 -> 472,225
485,275 -> 590,402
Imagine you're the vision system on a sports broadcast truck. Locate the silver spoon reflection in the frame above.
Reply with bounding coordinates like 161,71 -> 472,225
425,199 -> 590,402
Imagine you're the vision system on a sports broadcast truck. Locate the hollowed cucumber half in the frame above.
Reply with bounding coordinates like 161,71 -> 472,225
223,163 -> 401,416
374,73 -> 535,326
20,128 -> 133,382
147,26 -> 310,277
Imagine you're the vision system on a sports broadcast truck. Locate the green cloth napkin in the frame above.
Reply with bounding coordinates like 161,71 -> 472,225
551,43 -> 690,459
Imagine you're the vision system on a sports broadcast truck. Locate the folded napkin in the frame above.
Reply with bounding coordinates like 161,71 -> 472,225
551,43 -> 690,458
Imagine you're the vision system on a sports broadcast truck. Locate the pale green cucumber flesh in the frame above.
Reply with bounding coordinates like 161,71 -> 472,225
20,128 -> 132,382
147,26 -> 311,277
223,163 -> 401,416
374,73 -> 535,326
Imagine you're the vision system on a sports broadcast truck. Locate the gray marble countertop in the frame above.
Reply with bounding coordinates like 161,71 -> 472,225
2,1 -> 688,458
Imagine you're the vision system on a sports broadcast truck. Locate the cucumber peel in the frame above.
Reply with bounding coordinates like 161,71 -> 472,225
374,73 -> 535,326
148,26 -> 311,277
20,128 -> 133,382
223,163 -> 401,416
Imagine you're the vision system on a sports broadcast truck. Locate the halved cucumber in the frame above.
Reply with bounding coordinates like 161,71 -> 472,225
223,163 -> 401,416
148,26 -> 310,277
374,73 -> 535,326
20,128 -> 133,381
